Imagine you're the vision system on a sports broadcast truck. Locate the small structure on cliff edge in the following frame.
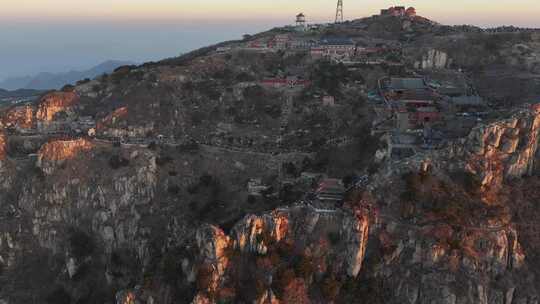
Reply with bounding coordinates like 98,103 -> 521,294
295,13 -> 306,30
380,6 -> 417,18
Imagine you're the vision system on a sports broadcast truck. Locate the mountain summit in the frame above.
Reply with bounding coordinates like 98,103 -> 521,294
0,11 -> 540,304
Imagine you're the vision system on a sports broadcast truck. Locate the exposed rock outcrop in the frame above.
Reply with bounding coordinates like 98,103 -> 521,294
356,105 -> 540,303
36,138 -> 94,175
0,131 -> 6,160
37,138 -> 93,162
99,106 -> 129,128
183,106 -> 540,303
190,205 -> 369,302
194,225 -> 231,297
35,91 -> 79,122
97,107 -> 156,138
446,106 -> 540,191
361,212 -> 528,304
19,146 -> 158,259
380,106 -> 540,196
0,130 -> 15,191
416,49 -> 451,69
1,105 -> 34,130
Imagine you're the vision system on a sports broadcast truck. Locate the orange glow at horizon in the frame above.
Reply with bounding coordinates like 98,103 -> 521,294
1,0 -> 539,27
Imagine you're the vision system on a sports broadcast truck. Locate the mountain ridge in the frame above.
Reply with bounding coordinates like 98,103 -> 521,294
0,60 -> 137,91
1,11 -> 540,303
0,88 -> 43,98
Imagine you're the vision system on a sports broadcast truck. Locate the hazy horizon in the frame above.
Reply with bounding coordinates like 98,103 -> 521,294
1,0 -> 539,83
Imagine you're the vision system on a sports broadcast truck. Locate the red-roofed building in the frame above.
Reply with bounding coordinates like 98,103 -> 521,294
396,102 -> 441,130
406,7 -> 417,17
269,34 -> 291,49
381,6 -> 407,17
248,40 -> 267,48
310,48 -> 325,59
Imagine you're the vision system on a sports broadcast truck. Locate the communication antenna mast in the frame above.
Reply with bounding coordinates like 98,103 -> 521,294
335,0 -> 344,23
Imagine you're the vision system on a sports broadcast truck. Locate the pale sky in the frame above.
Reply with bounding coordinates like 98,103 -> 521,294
1,0 -> 539,83
2,0 -> 539,25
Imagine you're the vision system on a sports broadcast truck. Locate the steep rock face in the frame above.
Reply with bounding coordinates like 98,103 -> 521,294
379,106 -> 540,195
37,138 -> 93,174
19,147 -> 158,257
195,225 -> 232,297
231,207 -> 370,277
443,106 -> 540,192
190,206 -> 370,303
183,102 -> 540,304
0,130 -> 12,191
98,107 -> 129,129
362,210 -> 529,304
1,139 -> 160,301
357,106 -> 540,303
0,130 -> 16,193
35,91 -> 79,122
97,107 -> 156,138
416,49 -> 451,69
1,105 -> 34,130
0,131 -> 6,160
37,138 -> 93,162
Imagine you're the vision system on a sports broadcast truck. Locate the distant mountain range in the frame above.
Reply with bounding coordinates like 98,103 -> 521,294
0,60 -> 136,91
0,88 -> 43,99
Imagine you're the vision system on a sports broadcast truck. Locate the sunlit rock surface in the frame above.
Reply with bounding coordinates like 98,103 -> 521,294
37,138 -> 93,162
1,105 -> 34,130
188,205 -> 370,302
35,91 -> 79,122
443,106 -> 540,193
0,131 -> 6,160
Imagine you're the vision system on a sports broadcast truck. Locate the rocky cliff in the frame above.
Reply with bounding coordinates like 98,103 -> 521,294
355,105 -> 540,303
188,205 -> 369,303
416,49 -> 451,69
444,105 -> 540,194
9,103 -> 535,304
1,105 -> 34,130
2,79 -> 540,304
25,143 -> 158,254
38,138 -> 93,162
35,91 -> 79,122
0,131 -> 6,160
37,138 -> 94,174
0,130 -> 14,192
0,136 -> 163,302
177,106 -> 540,304
98,107 -> 129,129
376,105 -> 540,197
